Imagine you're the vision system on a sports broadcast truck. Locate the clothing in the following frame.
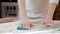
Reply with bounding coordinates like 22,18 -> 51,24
18,0 -> 59,22
49,0 -> 59,4
25,0 -> 59,22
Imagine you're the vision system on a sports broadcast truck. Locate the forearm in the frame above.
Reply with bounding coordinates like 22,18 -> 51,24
45,3 -> 58,20
18,0 -> 28,20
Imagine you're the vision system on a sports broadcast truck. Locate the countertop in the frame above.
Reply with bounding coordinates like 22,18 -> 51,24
0,20 -> 60,33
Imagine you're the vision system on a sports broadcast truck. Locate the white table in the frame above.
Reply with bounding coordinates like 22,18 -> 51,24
0,20 -> 60,33
13,20 -> 60,34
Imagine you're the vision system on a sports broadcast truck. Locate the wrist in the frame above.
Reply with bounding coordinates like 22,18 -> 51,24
45,16 -> 53,20
45,14 -> 53,20
21,18 -> 29,21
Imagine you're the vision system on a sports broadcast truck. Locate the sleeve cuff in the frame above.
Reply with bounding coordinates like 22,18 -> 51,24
49,0 -> 59,4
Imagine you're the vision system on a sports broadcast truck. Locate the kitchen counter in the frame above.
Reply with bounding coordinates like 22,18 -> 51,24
0,20 -> 60,33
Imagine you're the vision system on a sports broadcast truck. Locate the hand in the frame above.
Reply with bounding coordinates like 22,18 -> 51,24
21,19 -> 33,29
43,19 -> 54,27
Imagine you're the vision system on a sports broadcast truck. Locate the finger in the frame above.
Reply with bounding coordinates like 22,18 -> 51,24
43,22 -> 50,27
43,21 -> 48,25
22,23 -> 26,28
23,23 -> 30,29
47,22 -> 54,27
21,23 -> 23,27
25,23 -> 28,28
49,21 -> 54,26
27,24 -> 30,29
43,22 -> 46,25
21,23 -> 29,30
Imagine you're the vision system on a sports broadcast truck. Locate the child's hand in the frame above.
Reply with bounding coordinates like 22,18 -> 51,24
43,19 -> 54,27
21,20 -> 33,29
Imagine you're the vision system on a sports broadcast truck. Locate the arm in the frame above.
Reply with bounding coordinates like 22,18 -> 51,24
45,3 -> 58,20
45,0 -> 59,20
17,0 -> 31,29
18,0 -> 29,21
44,0 -> 59,26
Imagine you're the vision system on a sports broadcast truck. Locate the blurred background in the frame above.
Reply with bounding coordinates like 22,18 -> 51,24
53,0 -> 60,20
0,0 -> 60,20
0,0 -> 18,18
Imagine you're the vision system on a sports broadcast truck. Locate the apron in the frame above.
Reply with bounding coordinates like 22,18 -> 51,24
25,0 -> 49,22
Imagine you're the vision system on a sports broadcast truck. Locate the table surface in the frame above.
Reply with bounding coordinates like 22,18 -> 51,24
0,20 -> 60,33
13,20 -> 60,34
